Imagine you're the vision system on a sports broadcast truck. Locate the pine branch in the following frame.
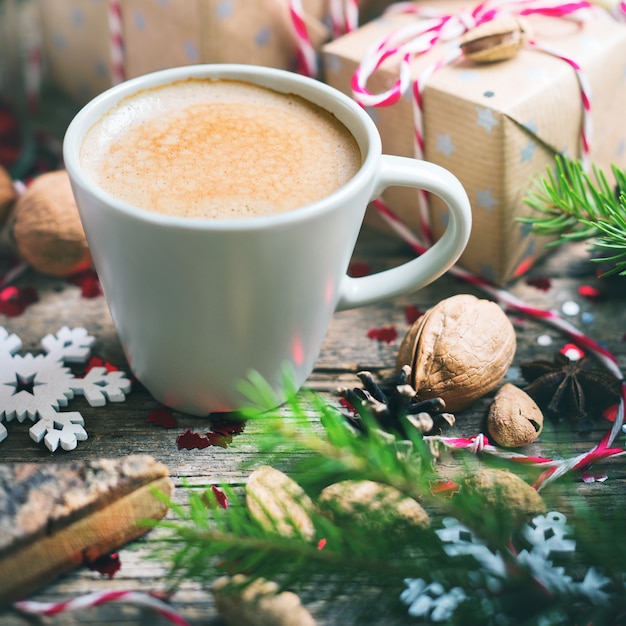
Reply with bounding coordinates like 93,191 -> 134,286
151,378 -> 626,625
522,155 -> 626,276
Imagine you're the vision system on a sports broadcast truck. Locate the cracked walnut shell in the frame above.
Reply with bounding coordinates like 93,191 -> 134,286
396,294 -> 516,412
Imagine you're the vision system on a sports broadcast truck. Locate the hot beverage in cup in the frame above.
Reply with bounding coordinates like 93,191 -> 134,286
64,65 -> 472,416
79,79 -> 362,220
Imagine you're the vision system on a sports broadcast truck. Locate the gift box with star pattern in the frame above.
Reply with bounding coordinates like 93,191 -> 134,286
38,0 -> 330,105
322,5 -> 626,284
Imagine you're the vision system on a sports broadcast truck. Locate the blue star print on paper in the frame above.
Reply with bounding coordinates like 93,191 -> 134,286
476,107 -> 499,132
435,134 -> 456,158
255,26 -> 272,47
216,0 -> 234,20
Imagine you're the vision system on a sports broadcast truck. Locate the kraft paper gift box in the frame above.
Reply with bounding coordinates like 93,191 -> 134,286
322,4 -> 626,284
39,0 -> 331,105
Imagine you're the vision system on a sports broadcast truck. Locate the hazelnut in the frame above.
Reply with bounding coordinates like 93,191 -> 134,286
487,383 -> 544,447
11,170 -> 92,276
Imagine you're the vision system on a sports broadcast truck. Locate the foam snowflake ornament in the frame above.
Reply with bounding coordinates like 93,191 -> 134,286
401,511 -> 612,623
0,326 -> 131,452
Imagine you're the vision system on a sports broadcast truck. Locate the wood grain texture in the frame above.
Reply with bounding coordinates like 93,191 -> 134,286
0,229 -> 624,625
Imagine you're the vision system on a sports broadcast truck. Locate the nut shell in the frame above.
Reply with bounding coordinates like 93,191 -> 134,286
245,466 -> 315,541
0,165 -> 16,226
461,467 -> 546,530
319,479 -> 430,530
397,294 -> 516,412
11,170 -> 92,276
213,575 -> 316,626
460,16 -> 531,63
487,383 -> 544,448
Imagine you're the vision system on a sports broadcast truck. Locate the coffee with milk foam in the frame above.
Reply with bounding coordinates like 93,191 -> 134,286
79,78 -> 362,219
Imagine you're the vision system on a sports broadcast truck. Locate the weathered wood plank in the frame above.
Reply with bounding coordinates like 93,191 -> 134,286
0,230 -> 624,625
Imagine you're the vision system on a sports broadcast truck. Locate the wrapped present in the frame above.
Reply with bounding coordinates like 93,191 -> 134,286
322,1 -> 626,284
38,0 -> 343,105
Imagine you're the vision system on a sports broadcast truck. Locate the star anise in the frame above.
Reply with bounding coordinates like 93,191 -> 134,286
520,351 -> 622,431
336,365 -> 455,437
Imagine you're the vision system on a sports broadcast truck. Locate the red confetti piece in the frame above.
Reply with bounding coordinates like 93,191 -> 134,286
339,397 -> 358,415
0,108 -> 19,135
603,404 -> 619,423
87,552 -> 121,578
0,285 -> 38,317
211,485 -> 228,509
147,408 -> 178,429
67,269 -> 102,298
205,431 -> 232,448
513,257 -> 535,278
348,261 -> 372,277
578,284 -> 602,300
177,429 -> 211,450
404,305 -> 424,325
317,538 -> 327,550
367,325 -> 397,344
86,355 -> 119,373
429,479 -> 460,498
525,276 -> 552,291
559,343 -> 585,361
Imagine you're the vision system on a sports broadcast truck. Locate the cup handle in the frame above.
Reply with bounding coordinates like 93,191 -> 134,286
336,155 -> 472,311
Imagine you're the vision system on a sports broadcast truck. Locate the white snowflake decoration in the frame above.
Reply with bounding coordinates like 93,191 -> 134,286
401,511 -> 613,623
0,326 -> 131,452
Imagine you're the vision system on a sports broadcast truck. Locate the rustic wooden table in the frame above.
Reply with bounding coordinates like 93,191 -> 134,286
0,223 -> 624,625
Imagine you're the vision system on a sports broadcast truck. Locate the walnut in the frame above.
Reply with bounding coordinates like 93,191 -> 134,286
10,170 -> 92,276
0,165 -> 16,226
487,383 -> 544,448
459,16 -> 531,63
396,294 -> 516,413
213,575 -> 316,626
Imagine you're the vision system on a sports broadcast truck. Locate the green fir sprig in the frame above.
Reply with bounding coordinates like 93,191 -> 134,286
151,376 -> 626,625
522,155 -> 626,276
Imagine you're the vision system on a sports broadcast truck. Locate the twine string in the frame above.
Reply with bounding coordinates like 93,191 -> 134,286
14,590 -> 190,626
351,0 -> 596,241
289,0 -> 360,76
373,197 -> 626,491
107,0 -> 125,85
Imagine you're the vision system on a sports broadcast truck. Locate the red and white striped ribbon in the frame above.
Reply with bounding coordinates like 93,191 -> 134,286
290,0 -> 319,76
352,0 -> 596,242
14,590 -> 190,625
107,0 -> 125,85
373,198 -> 626,491
290,0 -> 360,76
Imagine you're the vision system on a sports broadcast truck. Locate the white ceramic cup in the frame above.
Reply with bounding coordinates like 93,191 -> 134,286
63,64 -> 472,416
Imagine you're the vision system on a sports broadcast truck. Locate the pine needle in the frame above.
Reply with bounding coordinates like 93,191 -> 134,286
522,155 -> 626,276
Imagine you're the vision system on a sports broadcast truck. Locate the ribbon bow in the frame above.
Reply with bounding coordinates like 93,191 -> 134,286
351,0 -> 597,240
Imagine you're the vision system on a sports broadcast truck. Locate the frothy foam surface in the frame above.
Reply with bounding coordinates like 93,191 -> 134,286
79,78 -> 362,219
